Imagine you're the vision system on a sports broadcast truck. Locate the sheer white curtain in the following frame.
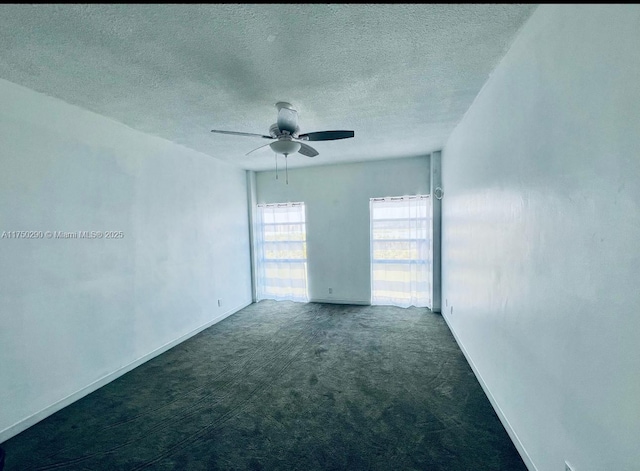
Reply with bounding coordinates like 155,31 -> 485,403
370,196 -> 431,308
255,202 -> 308,302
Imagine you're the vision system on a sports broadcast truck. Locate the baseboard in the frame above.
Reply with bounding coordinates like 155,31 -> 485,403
0,300 -> 252,444
441,312 -> 538,471
309,298 -> 371,306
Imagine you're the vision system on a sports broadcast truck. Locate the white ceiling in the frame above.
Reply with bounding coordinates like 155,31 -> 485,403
0,4 -> 537,171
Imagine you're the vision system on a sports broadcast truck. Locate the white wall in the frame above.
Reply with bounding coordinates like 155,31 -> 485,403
0,79 -> 253,441
255,156 -> 430,304
441,5 -> 640,471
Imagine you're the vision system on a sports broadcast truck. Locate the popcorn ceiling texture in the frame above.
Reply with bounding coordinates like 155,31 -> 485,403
0,4 -> 537,170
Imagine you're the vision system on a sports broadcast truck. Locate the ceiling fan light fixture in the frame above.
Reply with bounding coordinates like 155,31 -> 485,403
269,139 -> 301,155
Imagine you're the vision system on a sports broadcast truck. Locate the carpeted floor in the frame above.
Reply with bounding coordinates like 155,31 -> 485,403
1,301 -> 526,470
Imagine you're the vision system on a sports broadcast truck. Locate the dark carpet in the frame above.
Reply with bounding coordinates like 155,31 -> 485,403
1,301 -> 526,470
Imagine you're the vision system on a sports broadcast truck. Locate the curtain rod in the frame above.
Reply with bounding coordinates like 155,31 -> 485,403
370,195 -> 430,202
257,202 -> 304,208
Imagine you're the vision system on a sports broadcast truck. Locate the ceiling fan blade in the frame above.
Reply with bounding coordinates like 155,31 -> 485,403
245,142 -> 273,156
211,130 -> 273,139
297,143 -> 319,157
277,107 -> 299,134
297,130 -> 354,141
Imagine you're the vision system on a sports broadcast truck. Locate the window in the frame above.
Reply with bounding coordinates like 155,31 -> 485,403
370,195 -> 431,308
255,202 -> 308,302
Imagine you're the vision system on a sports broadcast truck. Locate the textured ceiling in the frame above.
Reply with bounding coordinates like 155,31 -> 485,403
0,4 -> 537,171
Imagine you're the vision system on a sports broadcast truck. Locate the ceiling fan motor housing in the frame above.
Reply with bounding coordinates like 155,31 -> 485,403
269,122 -> 299,138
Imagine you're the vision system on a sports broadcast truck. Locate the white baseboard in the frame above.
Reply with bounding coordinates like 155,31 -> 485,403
441,312 -> 538,471
0,300 -> 252,444
309,298 -> 371,305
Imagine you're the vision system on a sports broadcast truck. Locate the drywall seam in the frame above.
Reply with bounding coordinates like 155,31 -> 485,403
0,300 -> 252,444
309,298 -> 371,306
441,312 -> 538,471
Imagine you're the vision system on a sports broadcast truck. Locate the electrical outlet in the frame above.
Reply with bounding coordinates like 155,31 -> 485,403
565,461 -> 575,471
450,306 -> 453,315
328,288 -> 333,294
445,298 -> 448,307
217,299 -> 222,307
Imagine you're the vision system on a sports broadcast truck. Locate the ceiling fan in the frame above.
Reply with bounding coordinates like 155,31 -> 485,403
211,102 -> 354,182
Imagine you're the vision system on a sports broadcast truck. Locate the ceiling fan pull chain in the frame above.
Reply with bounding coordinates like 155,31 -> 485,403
285,154 -> 289,185
275,153 -> 278,180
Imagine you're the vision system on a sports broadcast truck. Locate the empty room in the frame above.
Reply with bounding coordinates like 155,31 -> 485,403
1,4 -> 638,471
